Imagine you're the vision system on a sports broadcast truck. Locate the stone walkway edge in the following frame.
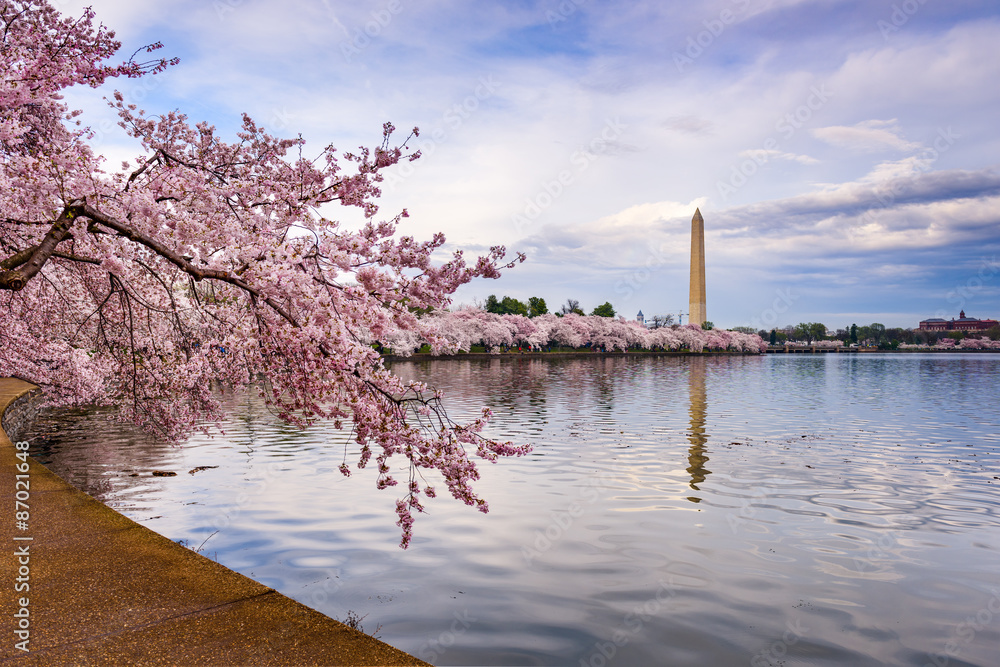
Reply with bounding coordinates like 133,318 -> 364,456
1,378 -> 428,666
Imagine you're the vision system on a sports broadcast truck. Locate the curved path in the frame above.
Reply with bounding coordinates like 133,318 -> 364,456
1,378 -> 427,666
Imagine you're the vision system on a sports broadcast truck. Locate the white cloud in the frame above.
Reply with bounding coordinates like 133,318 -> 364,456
740,148 -> 819,165
663,115 -> 714,135
520,199 -> 707,266
42,1 -> 1000,327
812,119 -> 922,153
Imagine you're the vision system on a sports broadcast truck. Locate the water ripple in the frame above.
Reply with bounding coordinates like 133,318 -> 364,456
27,353 -> 1000,666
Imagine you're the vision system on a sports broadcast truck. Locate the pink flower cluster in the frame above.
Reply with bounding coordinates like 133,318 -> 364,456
957,337 -> 1000,350
783,340 -> 844,349
0,1 -> 529,547
900,338 -> 1000,350
386,309 -> 768,355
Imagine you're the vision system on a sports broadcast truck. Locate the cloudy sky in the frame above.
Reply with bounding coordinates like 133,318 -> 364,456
60,0 -> 1000,330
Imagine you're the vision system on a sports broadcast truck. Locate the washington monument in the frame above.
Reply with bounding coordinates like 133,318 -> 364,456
689,208 -> 707,327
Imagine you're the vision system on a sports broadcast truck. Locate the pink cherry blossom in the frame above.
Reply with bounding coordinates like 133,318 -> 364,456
0,1 -> 528,548
393,310 -> 768,355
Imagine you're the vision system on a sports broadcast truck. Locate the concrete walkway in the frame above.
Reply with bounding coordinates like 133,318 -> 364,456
1,378 -> 428,666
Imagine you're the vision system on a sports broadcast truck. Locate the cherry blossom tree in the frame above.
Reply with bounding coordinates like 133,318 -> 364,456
389,310 -> 767,355
957,337 -> 1000,350
898,337 -> 1000,350
645,326 -> 682,351
504,313 -> 538,349
0,0 -> 529,547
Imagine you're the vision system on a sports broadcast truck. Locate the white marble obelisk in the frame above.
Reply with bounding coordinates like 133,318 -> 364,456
688,208 -> 707,327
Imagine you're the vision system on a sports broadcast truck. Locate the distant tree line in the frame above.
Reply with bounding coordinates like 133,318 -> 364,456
484,295 -> 620,319
483,295 -> 695,328
756,322 -> 1000,349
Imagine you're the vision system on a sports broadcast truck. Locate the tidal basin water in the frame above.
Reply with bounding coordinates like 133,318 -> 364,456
28,353 -> 1000,666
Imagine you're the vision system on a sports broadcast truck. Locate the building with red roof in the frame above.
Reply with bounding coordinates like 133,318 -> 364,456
919,311 -> 998,332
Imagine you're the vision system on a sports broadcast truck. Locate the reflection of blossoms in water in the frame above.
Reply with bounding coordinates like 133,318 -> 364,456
387,309 -> 767,355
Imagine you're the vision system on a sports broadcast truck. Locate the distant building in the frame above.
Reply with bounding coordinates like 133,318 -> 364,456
919,311 -> 998,332
636,310 -> 645,325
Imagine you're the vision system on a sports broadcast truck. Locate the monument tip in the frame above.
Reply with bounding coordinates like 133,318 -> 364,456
693,208 -> 703,221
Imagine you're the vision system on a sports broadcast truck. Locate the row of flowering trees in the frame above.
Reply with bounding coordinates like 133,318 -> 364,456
900,337 -> 1000,350
383,309 -> 767,355
781,339 -> 845,349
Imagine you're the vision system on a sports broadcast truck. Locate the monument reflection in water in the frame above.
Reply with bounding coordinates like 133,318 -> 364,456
686,357 -> 711,500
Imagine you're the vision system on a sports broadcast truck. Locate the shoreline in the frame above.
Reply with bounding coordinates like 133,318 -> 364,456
384,349 -> 762,362
0,378 -> 427,666
385,347 -> 1000,362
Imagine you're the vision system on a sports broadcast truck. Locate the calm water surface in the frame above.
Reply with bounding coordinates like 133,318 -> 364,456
28,354 -> 1000,666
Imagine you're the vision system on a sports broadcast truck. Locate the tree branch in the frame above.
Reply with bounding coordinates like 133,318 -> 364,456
124,152 -> 161,192
52,250 -> 101,265
0,204 -> 78,290
77,202 -> 302,328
